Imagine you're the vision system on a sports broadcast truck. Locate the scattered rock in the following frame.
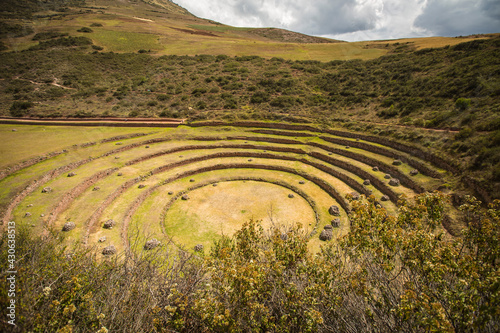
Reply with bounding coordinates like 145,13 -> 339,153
144,239 -> 161,250
329,205 -> 340,216
345,146 -> 350,149
248,159 -> 253,162
324,224 -> 333,230
212,183 -> 218,187
372,166 -> 379,172
67,172 -> 76,177
103,219 -> 116,229
381,195 -> 390,201
62,222 -> 76,232
319,229 -> 333,241
40,214 -> 45,217
12,129 -> 17,132
410,169 -> 419,176
288,194 -> 294,198
168,191 -> 174,195
93,186 -> 100,191
145,145 -> 150,148
181,194 -> 189,200
115,156 -> 120,159
299,181 -> 305,184
190,179 -> 195,182
179,155 -> 183,158
384,174 -> 391,179
363,179 -> 371,186
349,192 -> 360,200
102,245 -> 116,255
194,244 -> 204,252
24,212 -> 32,217
117,172 -> 123,176
27,204 -> 33,207
331,218 -> 341,228
115,142 -> 123,145
98,237 -> 106,243
62,149 -> 68,153
138,184 -> 146,189
42,187 -> 53,193
389,178 -> 400,186
392,159 -> 402,166
328,153 -> 333,155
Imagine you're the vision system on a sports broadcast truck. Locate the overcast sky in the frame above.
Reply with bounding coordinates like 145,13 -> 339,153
172,0 -> 500,41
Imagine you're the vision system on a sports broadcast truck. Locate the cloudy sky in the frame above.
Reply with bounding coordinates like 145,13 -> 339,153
172,0 -> 500,41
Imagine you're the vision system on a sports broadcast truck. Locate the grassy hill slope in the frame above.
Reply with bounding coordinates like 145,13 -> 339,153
0,0 -> 489,60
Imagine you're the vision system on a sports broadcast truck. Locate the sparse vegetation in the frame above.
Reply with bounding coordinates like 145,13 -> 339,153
1,194 -> 498,332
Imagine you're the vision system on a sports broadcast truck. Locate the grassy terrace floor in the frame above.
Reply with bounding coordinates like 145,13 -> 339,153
0,122 -> 459,255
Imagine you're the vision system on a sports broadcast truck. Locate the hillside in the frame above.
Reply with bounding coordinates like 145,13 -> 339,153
0,0 -> 489,59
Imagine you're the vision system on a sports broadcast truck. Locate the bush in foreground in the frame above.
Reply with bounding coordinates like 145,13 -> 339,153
1,193 -> 499,332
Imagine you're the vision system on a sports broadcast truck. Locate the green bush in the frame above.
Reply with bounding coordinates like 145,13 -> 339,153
455,126 -> 474,140
250,91 -> 270,104
377,105 -> 398,118
157,94 -> 169,101
77,27 -> 93,33
455,97 -> 471,110
270,96 -> 296,108
9,101 -> 33,117
29,36 -> 92,50
32,31 -> 69,40
2,194 -> 499,332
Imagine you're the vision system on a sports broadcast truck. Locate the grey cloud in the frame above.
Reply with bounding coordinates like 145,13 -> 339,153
174,0 -> 499,42
414,0 -> 500,36
180,0 -> 381,35
480,0 -> 500,20
293,0 -> 380,35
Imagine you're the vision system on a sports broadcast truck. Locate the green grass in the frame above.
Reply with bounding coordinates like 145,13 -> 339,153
0,125 -> 158,168
0,123 -> 471,252
188,24 -> 251,33
89,29 -> 162,52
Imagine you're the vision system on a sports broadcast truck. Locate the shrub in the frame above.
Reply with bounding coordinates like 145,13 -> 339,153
377,105 -> 398,118
270,96 -> 296,108
157,94 -> 169,101
29,36 -> 92,50
32,31 -> 69,40
77,27 -> 93,33
196,101 -> 207,109
9,101 -> 33,117
455,126 -> 474,140
455,97 -> 471,110
250,91 -> 270,104
5,194 -> 499,332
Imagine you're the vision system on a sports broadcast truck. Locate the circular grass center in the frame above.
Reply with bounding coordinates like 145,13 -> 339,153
164,180 -> 316,249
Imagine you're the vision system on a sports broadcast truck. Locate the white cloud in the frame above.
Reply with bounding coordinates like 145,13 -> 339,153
172,0 -> 499,41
